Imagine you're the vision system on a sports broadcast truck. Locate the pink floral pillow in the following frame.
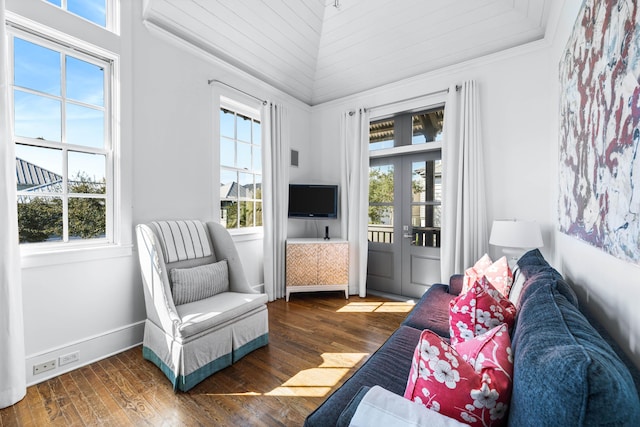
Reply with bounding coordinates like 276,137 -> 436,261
462,255 -> 513,297
483,256 -> 513,297
449,277 -> 516,347
404,325 -> 513,426
462,254 -> 493,294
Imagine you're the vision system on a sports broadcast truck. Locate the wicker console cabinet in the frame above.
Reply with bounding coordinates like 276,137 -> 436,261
285,239 -> 349,301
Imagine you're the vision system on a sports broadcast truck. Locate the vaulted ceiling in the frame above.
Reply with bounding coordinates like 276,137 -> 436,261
143,0 -> 553,106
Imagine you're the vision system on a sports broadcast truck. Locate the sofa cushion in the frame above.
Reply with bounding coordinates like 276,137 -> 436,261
449,277 -> 516,347
404,325 -> 513,426
175,291 -> 268,338
516,249 -> 578,307
170,259 -> 229,305
304,325 -> 422,427
509,282 -> 640,426
402,284 -> 456,337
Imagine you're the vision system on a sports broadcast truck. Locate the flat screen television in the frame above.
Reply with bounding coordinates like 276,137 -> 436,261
288,184 -> 338,218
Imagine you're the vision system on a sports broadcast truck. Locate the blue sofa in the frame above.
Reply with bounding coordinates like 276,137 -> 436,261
304,250 -> 640,426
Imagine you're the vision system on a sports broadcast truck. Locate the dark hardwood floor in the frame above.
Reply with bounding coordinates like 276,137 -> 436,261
0,293 -> 414,427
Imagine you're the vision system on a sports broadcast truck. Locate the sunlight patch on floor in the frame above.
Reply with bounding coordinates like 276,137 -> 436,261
203,353 -> 368,398
336,301 -> 414,313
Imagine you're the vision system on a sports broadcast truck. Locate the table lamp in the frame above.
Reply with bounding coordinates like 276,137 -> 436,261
489,219 -> 543,263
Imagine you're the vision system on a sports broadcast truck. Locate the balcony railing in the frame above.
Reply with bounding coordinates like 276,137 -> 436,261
368,225 -> 440,247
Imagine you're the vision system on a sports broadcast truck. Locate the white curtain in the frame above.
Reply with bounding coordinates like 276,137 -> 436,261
1,0 -> 27,408
440,80 -> 489,281
340,108 -> 370,297
262,102 -> 289,301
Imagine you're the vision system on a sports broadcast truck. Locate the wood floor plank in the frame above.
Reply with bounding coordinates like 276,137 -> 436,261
0,294 -> 412,426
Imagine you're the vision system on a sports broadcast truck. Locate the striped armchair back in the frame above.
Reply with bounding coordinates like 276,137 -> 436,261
150,220 -> 213,264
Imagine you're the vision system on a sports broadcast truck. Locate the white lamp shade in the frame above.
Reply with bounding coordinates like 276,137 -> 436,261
489,220 -> 543,249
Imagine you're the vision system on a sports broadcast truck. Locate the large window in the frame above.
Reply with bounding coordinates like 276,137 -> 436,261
12,30 -> 113,245
219,100 -> 262,230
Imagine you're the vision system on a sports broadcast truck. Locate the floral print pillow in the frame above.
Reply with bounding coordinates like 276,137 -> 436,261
482,256 -> 514,297
449,277 -> 516,347
462,253 -> 493,294
462,255 -> 513,297
404,324 -> 513,427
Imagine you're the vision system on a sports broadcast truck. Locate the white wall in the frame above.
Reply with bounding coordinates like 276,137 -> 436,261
548,0 -> 640,368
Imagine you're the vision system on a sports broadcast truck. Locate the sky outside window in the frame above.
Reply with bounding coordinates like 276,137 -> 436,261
46,0 -> 107,28
13,35 -> 107,183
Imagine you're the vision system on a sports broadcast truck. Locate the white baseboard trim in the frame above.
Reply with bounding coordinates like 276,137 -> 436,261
25,320 -> 145,386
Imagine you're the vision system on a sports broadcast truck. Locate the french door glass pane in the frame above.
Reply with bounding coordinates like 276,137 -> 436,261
66,103 -> 104,148
369,164 -> 394,243
412,160 -> 441,202
411,205 -> 441,247
411,160 -> 441,247
412,109 -> 444,144
14,91 -> 61,141
66,56 -> 104,106
13,38 -> 60,96
369,118 -> 394,151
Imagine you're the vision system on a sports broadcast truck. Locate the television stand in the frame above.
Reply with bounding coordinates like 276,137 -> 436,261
285,238 -> 349,301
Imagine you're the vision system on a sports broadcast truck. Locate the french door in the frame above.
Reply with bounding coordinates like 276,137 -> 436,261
367,152 -> 442,298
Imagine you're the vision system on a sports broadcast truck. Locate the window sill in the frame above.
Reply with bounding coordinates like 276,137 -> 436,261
20,243 -> 133,269
228,227 -> 264,242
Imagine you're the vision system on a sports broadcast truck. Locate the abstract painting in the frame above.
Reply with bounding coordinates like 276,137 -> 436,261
559,0 -> 640,264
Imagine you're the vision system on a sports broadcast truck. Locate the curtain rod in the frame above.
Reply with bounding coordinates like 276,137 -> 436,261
366,85 -> 460,113
208,79 -> 268,105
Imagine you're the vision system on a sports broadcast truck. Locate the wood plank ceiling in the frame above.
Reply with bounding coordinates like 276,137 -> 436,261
143,0 -> 552,106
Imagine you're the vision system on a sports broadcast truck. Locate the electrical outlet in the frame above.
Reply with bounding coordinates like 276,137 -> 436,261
33,360 -> 56,375
59,351 -> 79,366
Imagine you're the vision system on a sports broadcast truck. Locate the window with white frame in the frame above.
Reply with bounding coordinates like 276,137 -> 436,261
11,28 -> 114,245
45,0 -> 109,29
219,99 -> 262,230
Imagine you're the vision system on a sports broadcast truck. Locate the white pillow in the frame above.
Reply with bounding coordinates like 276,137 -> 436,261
508,266 -> 526,306
170,259 -> 229,305
349,385 -> 470,427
